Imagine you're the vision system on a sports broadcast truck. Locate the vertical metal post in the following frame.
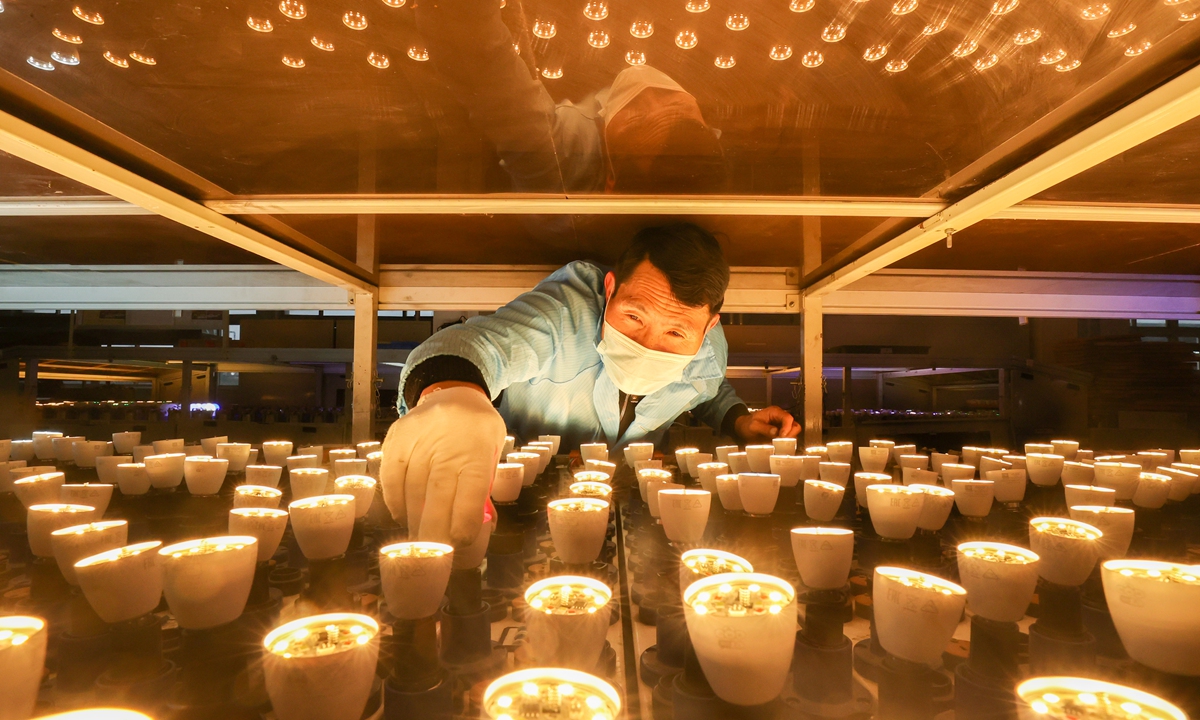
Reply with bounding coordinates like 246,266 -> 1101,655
180,359 -> 193,419
802,295 -> 824,448
352,131 -> 380,443
842,366 -> 854,429
67,311 -> 75,353
23,359 -> 38,402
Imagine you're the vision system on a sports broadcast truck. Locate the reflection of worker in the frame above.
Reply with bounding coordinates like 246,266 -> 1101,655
414,0 -> 726,194
380,224 -> 799,548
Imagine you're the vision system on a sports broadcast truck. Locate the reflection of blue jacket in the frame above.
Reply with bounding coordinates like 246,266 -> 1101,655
398,262 -> 746,449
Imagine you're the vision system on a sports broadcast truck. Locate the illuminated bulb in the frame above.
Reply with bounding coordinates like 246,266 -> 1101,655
579,443 -> 608,464
73,6 -> 103,24
1039,48 -> 1067,64
263,614 -> 381,720
874,567 -> 967,664
864,44 -> 888,61
229,508 -> 289,561
343,11 -> 367,29
953,40 -> 979,57
484,669 -> 620,720
1014,28 -> 1041,44
821,22 -> 846,42
675,30 -> 698,49
630,20 -> 654,38
52,50 -> 80,65
289,495 -> 356,560
283,55 -> 305,68
802,50 -> 824,67
791,527 -> 854,589
991,0 -> 1018,13
160,537 -> 258,629
1107,22 -> 1135,37
957,542 -> 1039,622
1101,559 -> 1200,676
1029,517 -> 1102,586
767,44 -> 792,60
892,0 -> 917,14
686,0 -> 710,11
885,58 -> 908,73
51,520 -> 127,585
523,576 -> 612,669
533,19 -> 556,38
312,37 -> 334,51
548,499 -> 610,563
923,17 -> 948,34
583,1 -> 607,20
379,542 -> 454,619
279,0 -> 306,18
0,616 -> 47,720
126,51 -> 155,66
1125,40 -> 1151,56
625,50 -> 646,65
726,13 -> 749,30
1017,677 -> 1187,720
54,29 -> 83,44
1081,2 -> 1110,18
569,481 -> 612,500
714,54 -> 735,68
248,16 -> 274,31
104,51 -> 129,68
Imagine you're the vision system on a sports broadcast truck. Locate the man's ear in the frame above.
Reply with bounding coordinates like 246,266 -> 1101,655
604,272 -> 616,302
706,313 -> 721,334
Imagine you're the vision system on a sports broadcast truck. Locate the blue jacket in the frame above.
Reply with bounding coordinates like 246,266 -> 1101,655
398,262 -> 745,449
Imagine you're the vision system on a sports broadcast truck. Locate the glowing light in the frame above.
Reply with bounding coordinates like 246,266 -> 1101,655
541,66 -> 562,78
802,50 -> 824,67
368,51 -> 389,68
923,18 -> 948,34
974,53 -> 998,70
52,50 -> 80,65
822,22 -> 846,42
790,0 -> 815,10
686,0 -> 710,11
726,13 -> 750,30
1125,39 -> 1151,55
625,49 -> 646,65
1038,48 -> 1067,64
864,43 -> 888,61
588,30 -> 610,48
770,43 -> 792,60
675,30 -> 697,49
343,11 -> 367,29
892,0 -> 917,14
952,39 -> 978,57
1081,3 -> 1110,18
583,1 -> 607,20
282,55 -> 305,68
279,0 -> 306,19
129,51 -> 155,65
27,57 -> 55,71
991,0 -> 1018,14
104,51 -> 129,68
1014,28 -> 1041,44
312,37 -> 334,51
407,46 -> 428,61
54,29 -> 83,44
381,0 -> 405,6
1181,11 -> 1198,20
885,58 -> 908,72
533,19 -> 556,38
714,54 -> 735,68
630,20 -> 654,38
1107,22 -> 1136,37
73,6 -> 103,24
248,16 -> 273,32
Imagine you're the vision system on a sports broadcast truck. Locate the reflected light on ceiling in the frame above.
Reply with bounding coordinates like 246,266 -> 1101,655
72,6 -> 103,24
770,44 -> 792,60
675,30 -> 697,49
247,17 -> 273,32
801,50 -> 823,67
279,0 -> 306,19
368,51 -> 389,68
583,1 -> 608,20
343,11 -> 368,29
588,30 -> 610,47
53,29 -> 83,44
104,51 -> 129,68
715,54 -> 736,68
282,55 -> 305,68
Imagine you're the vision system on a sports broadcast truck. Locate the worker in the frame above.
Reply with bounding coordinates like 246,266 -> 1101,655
381,223 -> 801,549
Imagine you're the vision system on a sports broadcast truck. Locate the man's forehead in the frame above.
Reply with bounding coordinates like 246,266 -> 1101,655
614,263 -> 713,320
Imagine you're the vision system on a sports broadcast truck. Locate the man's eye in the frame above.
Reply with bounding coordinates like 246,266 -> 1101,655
627,314 -> 640,322
669,331 -> 685,339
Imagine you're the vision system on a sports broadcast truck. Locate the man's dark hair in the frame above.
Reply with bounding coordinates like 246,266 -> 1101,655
613,223 -> 730,313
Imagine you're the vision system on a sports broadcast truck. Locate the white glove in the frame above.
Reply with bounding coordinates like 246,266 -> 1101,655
380,385 -> 506,549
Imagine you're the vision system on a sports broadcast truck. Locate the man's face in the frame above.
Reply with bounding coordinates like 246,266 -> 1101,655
603,260 -> 720,355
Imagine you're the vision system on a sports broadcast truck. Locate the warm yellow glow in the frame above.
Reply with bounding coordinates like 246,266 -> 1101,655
686,0 -> 710,11
548,498 -> 608,513
335,476 -> 377,490
73,6 -> 103,24
588,31 -> 610,48
524,576 -> 611,615
289,494 -> 353,511
532,19 -> 556,38
714,55 -> 735,68
1081,3 -> 1110,19
160,536 -> 255,559
583,1 -> 607,20
681,549 -> 753,579
892,0 -> 917,14
1017,677 -> 1186,720
801,50 -> 824,67
484,668 -> 620,720
1107,22 -> 1136,38
1039,48 -> 1067,64
264,613 -> 378,658
51,520 -> 126,537
279,0 -> 306,19
877,567 -> 966,595
54,29 -> 83,44
675,30 -> 698,49
684,572 -> 794,617
974,53 -> 999,71
821,23 -> 846,42
247,16 -> 273,32
864,44 -> 888,61
282,56 -> 305,68
0,616 -> 44,650
381,541 -> 452,559
343,11 -> 368,29
770,44 -> 792,60
230,508 -> 288,519
129,51 -> 155,65
1031,517 -> 1102,541
569,482 -> 613,499
959,541 -> 1038,564
630,20 -> 654,38
1104,559 -> 1200,585
76,541 -> 162,568
953,39 -> 979,57
726,13 -> 749,30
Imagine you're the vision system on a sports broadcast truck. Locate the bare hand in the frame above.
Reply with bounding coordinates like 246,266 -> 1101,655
734,406 -> 800,443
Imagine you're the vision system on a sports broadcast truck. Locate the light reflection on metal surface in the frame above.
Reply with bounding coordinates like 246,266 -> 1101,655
675,30 -> 697,49
1039,48 -> 1067,64
726,13 -> 750,30
974,53 -> 998,71
1107,22 -> 1136,38
52,50 -> 80,66
1181,10 -> 1198,20
714,54 -> 736,68
247,16 -> 273,32
72,6 -> 103,24
27,56 -> 54,71
1055,59 -> 1081,72
630,19 -> 653,37
532,19 -> 556,38
282,55 -> 305,68
1125,40 -> 1152,56
541,66 -> 562,79
279,0 -> 306,19
923,17 -> 948,34
821,22 -> 847,42
769,44 -> 792,60
790,0 -> 815,11
342,11 -> 367,29
583,1 -> 607,20
406,46 -> 428,61
588,30 -> 610,47
686,0 -> 709,11
885,58 -> 908,73
801,50 -> 824,67
103,51 -> 129,68
129,52 -> 155,66
624,49 -> 645,64
892,0 -> 917,15
991,0 -> 1018,15
368,52 -> 389,69
1081,3 -> 1110,19
53,29 -> 83,44
864,44 -> 888,61
952,39 -> 978,57
381,0 -> 406,7
311,37 -> 334,51
1014,29 -> 1042,44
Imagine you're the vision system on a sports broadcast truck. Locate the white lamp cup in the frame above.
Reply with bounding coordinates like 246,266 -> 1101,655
286,455 -> 321,471
1101,559 -> 1200,677
246,465 -> 284,488
10,440 -> 33,462
637,467 -> 674,501
956,541 -> 1040,622
684,572 -> 796,706
580,443 -> 609,463
1029,517 -> 1102,587
951,479 -> 995,518
262,613 -> 381,720
234,485 -> 284,509
547,498 -> 610,564
569,481 -> 613,501
674,447 -> 699,476
160,536 -> 257,629
714,474 -> 744,511
72,440 -> 113,469
572,470 -> 612,487
697,462 -> 729,493
727,451 -> 750,475
658,489 -> 711,544
866,485 -> 925,539
151,438 -> 185,455
0,616 -> 48,720
28,503 -> 96,557
366,451 -> 382,479
14,471 -> 66,508
523,445 -> 551,473
911,484 -> 956,531
803,480 -> 845,522
261,441 -> 294,466
50,520 -> 128,585
1016,677 -> 1187,720
115,463 -> 151,495
1181,449 -> 1200,465
772,437 -> 798,456
95,455 -> 130,486
646,480 -> 683,519
624,442 -> 655,466
987,469 -> 1028,503
216,443 -> 253,473
334,476 -> 376,518
769,455 -> 805,488
807,446 -> 832,464
1025,443 -> 1054,456
333,458 -> 368,479
1093,462 -> 1142,500
826,441 -> 854,464
687,452 -> 713,479
1068,506 -> 1135,560
715,445 -> 738,465
200,436 -> 229,456
1076,450 -> 1095,463
289,467 -> 329,500
930,452 -> 958,476
1136,451 -> 1171,472
378,542 -> 454,620
53,436 -> 85,462
1060,461 -> 1094,486
1132,472 -> 1172,509
854,472 -> 892,508
506,452 -> 541,486
144,453 -> 186,489
745,445 -> 774,474
859,446 -> 890,473
60,483 -> 113,516
633,459 -> 662,476
483,669 -> 620,720
979,456 -> 1012,477
870,439 -> 896,450
873,567 -> 967,665
537,435 -> 562,456
184,456 -> 229,496
298,445 -> 325,464
328,449 -> 358,467
76,541 -> 164,622
1003,455 -> 1027,470
1174,462 -> 1200,495
737,473 -> 781,516
523,575 -> 612,671
584,459 -> 616,478
229,508 -> 289,562
818,461 -> 852,487
491,463 -> 525,503
1064,484 -> 1115,508
1158,466 -> 1198,502
899,454 -> 929,470
1026,453 -> 1066,487
791,527 -> 854,590
902,467 -> 939,486
501,436 -> 515,458
132,445 -> 154,464
1051,439 -> 1079,460
891,444 -> 917,465
941,463 -> 977,483
356,441 -> 381,459
32,431 -> 63,460
0,461 -> 25,494
679,549 -> 754,594
289,495 -> 356,560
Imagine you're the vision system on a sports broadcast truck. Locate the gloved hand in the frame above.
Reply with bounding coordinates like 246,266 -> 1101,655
734,406 -> 800,443
380,385 -> 507,550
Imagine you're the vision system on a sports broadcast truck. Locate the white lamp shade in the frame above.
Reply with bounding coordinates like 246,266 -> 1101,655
333,458 -> 368,479
1003,455 -> 1027,470
1158,466 -> 1199,502
791,527 -> 853,590
637,468 -> 673,500
151,438 -> 185,455
869,439 -> 896,450
580,443 -> 609,463
978,456 -> 1011,476
0,461 -> 25,494
184,456 -> 229,495
328,449 -> 358,466
289,468 -> 329,500
1101,559 -> 1200,676
53,436 -> 85,462
859,446 -> 890,473
772,437 -> 798,456
289,495 -> 356,560
647,480 -> 683,518
584,459 -> 616,477
714,445 -> 738,465
803,480 -> 845,522
215,443 -> 253,473
0,616 -> 47,720
161,536 -> 257,629
1016,677 -> 1187,720
674,448 -> 698,475
95,455 -> 130,486
818,461 -> 851,487
491,463 -> 525,503
72,440 -> 113,468
31,431 -> 63,460
1060,461 -> 1095,486
10,441 -> 34,462
199,436 -> 228,456
957,542 -> 1039,622
1026,454 -> 1066,486
144,453 -> 186,488
806,446 -> 830,463
1181,449 -> 1200,465
246,465 -> 284,488
714,474 -> 743,511
523,445 -> 551,473
825,441 -> 853,464
902,467 -> 939,486
899,454 -> 929,470
51,520 -> 128,585
768,455 -> 805,488
1135,451 -> 1171,472
334,476 -> 376,518
866,485 -> 925,539
1093,462 -> 1142,500
684,572 -> 796,706
569,481 -> 613,501
1025,443 -> 1054,456
297,445 -> 325,463
112,431 -> 142,454
263,613 -> 381,720
506,452 -> 541,486
261,441 -> 294,466
1076,449 -> 1095,463
744,445 -> 773,474
1068,506 -> 1135,559
987,469 -> 1028,503
229,508 -> 290,562
891,444 -> 917,464
687,452 -> 712,479
853,472 -> 891,507
132,445 -> 154,463
1132,472 -> 1172,509
911,485 -> 956,531
1063,484 -> 1115,508
28,503 -> 96,557
633,459 -> 662,476
14,472 -> 65,508
737,473 -> 780,515
523,576 -> 612,671
379,542 -> 454,619
366,452 -> 382,479
1174,462 -> 1200,494
697,462 -> 729,493
483,669 -> 620,720
1051,439 -> 1079,460
76,541 -> 164,622
873,567 -> 966,665
547,499 -> 610,564
356,441 -> 381,459
930,452 -> 958,476
537,435 -> 561,456
941,463 -> 976,483
1028,517 -> 1101,586
60,483 -> 113,517
501,436 -> 515,458
623,442 -> 654,466
115,463 -> 152,495
286,455 -> 321,471
679,549 -> 754,594
658,489 -> 711,544
727,452 -> 750,475
951,479 -> 995,518
234,485 -> 284,510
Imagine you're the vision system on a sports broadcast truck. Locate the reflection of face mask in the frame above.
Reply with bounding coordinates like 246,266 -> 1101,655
596,321 -> 697,396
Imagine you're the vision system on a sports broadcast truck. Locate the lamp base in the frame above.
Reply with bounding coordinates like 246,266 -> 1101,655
29,555 -> 71,611
877,655 -> 952,720
954,663 -> 1018,720
383,672 -> 454,720
1028,580 -> 1096,675
953,617 -> 1023,720
303,554 -> 352,611
440,602 -> 493,666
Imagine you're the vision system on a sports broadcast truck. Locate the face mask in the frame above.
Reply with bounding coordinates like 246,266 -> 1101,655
596,321 -> 697,396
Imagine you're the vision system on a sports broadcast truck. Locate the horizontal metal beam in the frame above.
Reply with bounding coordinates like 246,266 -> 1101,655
824,269 -> 1200,319
3,345 -> 412,364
